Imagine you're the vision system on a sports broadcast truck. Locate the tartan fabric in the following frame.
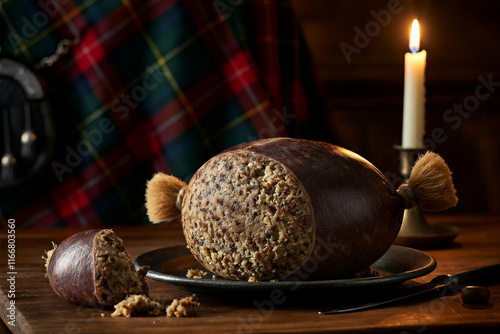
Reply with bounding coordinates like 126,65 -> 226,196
0,0 -> 331,228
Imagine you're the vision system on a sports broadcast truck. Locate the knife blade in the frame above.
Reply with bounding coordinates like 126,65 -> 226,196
319,263 -> 500,314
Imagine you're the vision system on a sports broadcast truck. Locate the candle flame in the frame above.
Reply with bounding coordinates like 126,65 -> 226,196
409,19 -> 420,53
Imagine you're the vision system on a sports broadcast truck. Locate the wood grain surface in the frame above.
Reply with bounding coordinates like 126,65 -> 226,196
1,215 -> 499,334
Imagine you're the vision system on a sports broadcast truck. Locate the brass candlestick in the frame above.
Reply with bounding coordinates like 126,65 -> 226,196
393,146 -> 459,248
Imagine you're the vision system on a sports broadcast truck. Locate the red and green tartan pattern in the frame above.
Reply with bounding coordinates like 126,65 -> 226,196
0,0 -> 330,228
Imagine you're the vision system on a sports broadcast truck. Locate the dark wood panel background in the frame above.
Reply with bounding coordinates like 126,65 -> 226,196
292,0 -> 500,214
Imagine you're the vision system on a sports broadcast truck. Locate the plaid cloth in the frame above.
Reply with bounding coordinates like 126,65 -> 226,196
0,0 -> 331,228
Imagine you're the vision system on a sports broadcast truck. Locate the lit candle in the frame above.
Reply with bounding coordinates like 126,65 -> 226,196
402,19 -> 426,149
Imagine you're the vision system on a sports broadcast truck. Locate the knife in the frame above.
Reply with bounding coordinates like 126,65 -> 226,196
319,263 -> 500,314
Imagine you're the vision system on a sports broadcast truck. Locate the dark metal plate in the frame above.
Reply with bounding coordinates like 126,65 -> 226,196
134,244 -> 436,299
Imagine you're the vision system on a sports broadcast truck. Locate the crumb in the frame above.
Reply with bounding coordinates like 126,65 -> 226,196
111,294 -> 199,318
354,267 -> 379,278
111,295 -> 167,317
248,277 -> 257,282
166,295 -> 200,317
186,268 -> 208,279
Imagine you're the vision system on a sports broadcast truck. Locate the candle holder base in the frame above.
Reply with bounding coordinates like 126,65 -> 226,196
393,145 -> 459,249
394,206 -> 459,249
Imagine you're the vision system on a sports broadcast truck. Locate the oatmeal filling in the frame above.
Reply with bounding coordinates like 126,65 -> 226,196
182,151 -> 315,281
93,230 -> 149,305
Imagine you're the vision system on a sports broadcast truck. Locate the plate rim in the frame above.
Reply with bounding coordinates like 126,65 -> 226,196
134,244 -> 437,292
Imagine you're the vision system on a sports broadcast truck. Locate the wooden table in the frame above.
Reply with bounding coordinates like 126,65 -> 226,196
1,215 -> 499,333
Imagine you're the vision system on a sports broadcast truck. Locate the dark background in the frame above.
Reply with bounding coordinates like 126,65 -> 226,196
291,0 -> 500,214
